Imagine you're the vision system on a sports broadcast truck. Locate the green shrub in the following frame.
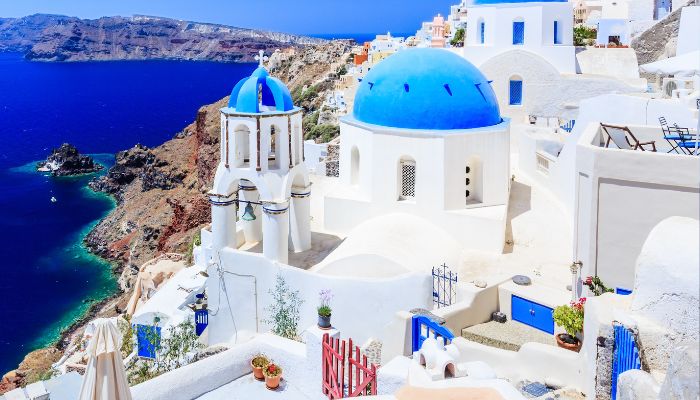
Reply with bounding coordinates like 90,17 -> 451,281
293,84 -> 319,104
187,230 -> 202,264
264,274 -> 303,340
584,275 -> 614,296
306,124 -> 339,143
574,26 -> 597,46
120,315 -> 135,358
450,28 -> 465,47
553,298 -> 585,337
126,318 -> 203,385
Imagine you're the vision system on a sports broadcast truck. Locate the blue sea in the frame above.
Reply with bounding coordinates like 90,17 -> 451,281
0,52 -> 255,374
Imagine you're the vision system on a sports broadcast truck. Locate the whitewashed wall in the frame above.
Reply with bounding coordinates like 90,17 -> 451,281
463,2 -> 575,73
518,94 -> 698,225
201,244 -> 432,347
324,117 -> 510,253
479,50 -> 642,121
573,122 -> 699,290
677,6 -> 700,55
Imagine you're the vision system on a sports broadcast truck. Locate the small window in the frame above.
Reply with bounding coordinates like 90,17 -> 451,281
509,79 -> 523,106
512,21 -> 525,45
399,159 -> 416,200
554,21 -> 561,44
479,21 -> 485,44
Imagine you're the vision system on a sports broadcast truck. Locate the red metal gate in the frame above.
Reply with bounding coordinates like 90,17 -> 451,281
322,333 -> 377,398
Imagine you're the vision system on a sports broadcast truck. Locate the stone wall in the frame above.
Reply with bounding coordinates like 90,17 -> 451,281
325,142 -> 340,177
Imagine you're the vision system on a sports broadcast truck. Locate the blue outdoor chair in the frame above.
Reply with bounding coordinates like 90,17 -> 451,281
660,117 -> 683,153
660,117 -> 699,155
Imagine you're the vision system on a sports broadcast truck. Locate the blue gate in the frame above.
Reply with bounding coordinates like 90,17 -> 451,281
412,315 -> 455,352
611,324 -> 642,399
560,119 -> 576,133
136,324 -> 161,359
195,309 -> 209,336
432,264 -> 457,308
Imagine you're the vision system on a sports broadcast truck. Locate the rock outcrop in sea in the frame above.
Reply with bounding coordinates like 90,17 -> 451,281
36,143 -> 103,176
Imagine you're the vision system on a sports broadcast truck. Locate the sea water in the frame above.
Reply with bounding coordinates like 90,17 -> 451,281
0,52 -> 255,373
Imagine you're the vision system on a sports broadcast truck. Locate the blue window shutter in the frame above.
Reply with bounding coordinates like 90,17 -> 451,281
509,80 -> 523,105
554,21 -> 561,44
513,22 -> 525,45
480,22 -> 485,44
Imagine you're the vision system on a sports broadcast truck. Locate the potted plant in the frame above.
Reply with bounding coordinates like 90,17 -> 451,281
263,362 -> 282,389
251,353 -> 270,381
552,297 -> 585,352
317,289 -> 333,329
584,276 -> 613,296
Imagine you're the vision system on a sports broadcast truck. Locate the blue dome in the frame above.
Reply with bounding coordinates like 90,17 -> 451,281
352,48 -> 501,130
228,66 -> 294,113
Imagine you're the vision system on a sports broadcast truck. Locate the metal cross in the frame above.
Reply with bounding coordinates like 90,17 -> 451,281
254,50 -> 268,67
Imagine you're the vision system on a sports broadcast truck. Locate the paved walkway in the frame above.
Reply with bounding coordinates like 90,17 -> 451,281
462,320 -> 556,352
197,373 -> 321,400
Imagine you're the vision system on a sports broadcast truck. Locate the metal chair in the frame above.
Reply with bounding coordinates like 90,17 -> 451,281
659,117 -> 684,153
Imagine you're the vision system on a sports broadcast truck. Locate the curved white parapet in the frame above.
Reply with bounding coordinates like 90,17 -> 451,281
413,337 -> 463,381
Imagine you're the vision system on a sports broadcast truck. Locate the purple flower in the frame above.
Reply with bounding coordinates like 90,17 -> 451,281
319,289 -> 333,307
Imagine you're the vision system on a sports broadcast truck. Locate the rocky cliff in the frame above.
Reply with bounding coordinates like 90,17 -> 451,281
631,5 -> 687,80
0,14 -> 326,62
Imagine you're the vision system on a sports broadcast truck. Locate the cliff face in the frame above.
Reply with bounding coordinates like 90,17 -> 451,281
631,5 -> 686,80
0,14 -> 326,62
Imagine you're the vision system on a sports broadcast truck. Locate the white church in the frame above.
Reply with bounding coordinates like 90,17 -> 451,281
197,48 -> 512,345
325,48 -> 511,253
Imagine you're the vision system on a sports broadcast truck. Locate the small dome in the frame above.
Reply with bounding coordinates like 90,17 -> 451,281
228,66 -> 294,113
353,48 -> 501,130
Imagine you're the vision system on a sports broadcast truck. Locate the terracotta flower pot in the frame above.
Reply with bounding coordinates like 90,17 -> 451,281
265,374 -> 281,390
556,333 -> 582,352
251,357 -> 269,381
263,363 -> 283,390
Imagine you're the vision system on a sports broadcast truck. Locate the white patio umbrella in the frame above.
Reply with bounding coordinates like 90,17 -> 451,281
639,50 -> 700,77
78,319 -> 133,400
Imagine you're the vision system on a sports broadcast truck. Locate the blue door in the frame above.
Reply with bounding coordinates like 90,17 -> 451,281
509,80 -> 523,105
513,22 -> 525,45
611,324 -> 641,399
136,324 -> 161,359
512,295 -> 554,334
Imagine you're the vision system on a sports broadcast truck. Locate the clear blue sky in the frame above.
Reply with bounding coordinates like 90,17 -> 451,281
0,0 -> 455,35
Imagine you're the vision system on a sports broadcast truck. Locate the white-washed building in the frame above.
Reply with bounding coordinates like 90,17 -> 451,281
325,48 -> 511,252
